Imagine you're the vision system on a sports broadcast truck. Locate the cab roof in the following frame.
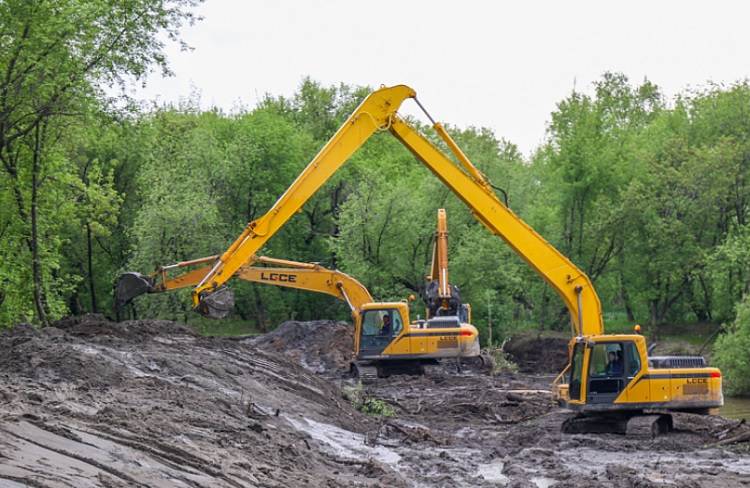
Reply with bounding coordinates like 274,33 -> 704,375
360,302 -> 409,311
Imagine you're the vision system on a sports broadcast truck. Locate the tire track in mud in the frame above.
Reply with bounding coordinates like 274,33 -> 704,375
3,315 -> 750,487
2,419 -> 253,487
0,422 -> 147,487
0,475 -> 48,488
75,424 -> 244,486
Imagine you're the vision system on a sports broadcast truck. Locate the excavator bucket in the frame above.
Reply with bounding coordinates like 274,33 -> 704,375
115,272 -> 154,309
197,287 -> 235,319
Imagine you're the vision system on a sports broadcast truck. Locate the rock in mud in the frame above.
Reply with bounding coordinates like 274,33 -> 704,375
503,333 -> 569,373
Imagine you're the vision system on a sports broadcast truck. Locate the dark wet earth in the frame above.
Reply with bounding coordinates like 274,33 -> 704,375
1,315 -> 749,487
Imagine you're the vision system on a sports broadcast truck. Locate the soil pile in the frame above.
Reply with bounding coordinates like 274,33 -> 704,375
249,320 -> 354,374
0,315 -> 394,487
504,333 -> 569,373
1,315 -> 749,487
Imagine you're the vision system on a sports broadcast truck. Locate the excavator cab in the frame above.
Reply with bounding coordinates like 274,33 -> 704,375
564,335 -> 648,407
358,306 -> 406,357
559,333 -> 722,435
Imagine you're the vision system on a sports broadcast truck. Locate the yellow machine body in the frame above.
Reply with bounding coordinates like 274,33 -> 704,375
357,302 -> 479,362
554,334 -> 723,414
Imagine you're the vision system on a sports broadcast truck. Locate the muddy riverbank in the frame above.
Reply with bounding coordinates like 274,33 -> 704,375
1,315 -> 749,487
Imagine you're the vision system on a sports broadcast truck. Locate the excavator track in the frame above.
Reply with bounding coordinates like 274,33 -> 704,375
561,414 -> 628,435
561,413 -> 674,437
625,414 -> 673,438
350,361 -> 379,382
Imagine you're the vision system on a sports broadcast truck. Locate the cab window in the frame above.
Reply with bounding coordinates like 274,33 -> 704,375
589,343 -> 624,378
361,309 -> 403,337
569,343 -> 584,400
624,342 -> 641,377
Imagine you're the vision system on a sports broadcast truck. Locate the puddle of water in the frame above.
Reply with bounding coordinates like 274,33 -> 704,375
531,477 -> 556,488
286,416 -> 401,465
559,447 -> 750,478
721,397 -> 750,421
475,459 -> 509,485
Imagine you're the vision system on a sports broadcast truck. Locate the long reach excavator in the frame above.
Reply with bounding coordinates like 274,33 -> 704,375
117,209 -> 482,379
117,84 -> 723,435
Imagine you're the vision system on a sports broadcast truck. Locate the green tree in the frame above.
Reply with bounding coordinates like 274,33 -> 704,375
534,73 -> 662,327
713,295 -> 750,395
0,0 -> 200,325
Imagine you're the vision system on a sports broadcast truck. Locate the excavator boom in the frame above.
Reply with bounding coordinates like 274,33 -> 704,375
192,85 -> 602,336
424,208 -> 466,320
190,85 -> 416,308
388,116 -> 602,335
236,258 -> 373,319
121,84 -> 602,337
429,208 -> 450,299
116,255 -> 373,322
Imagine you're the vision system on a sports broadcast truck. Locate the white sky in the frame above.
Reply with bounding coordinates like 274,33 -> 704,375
134,0 -> 750,155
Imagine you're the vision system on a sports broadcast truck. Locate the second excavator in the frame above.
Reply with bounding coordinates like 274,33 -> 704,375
116,209 -> 482,379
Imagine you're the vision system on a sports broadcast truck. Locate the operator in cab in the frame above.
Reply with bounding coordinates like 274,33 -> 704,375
606,351 -> 624,376
380,314 -> 392,336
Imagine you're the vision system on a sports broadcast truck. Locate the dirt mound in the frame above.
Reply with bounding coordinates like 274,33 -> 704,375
0,314 -> 198,387
53,313 -> 197,339
0,315 -> 405,487
1,315 -> 749,487
249,320 -> 354,374
504,333 -> 569,373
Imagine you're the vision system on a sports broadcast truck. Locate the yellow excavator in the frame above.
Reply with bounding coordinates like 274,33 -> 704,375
116,210 -> 482,378
119,84 -> 722,434
423,209 -> 471,324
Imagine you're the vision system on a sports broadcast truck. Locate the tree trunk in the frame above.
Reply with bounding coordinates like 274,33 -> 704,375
31,123 -> 49,326
252,287 -> 267,332
86,223 -> 98,313
619,271 -> 635,322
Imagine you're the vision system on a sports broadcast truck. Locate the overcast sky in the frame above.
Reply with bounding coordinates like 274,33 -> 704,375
134,0 -> 750,155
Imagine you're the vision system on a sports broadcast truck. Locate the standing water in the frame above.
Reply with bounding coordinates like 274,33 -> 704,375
721,396 -> 750,420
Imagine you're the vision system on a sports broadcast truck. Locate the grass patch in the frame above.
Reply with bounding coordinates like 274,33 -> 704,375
486,343 -> 519,374
342,382 -> 395,417
186,317 -> 261,337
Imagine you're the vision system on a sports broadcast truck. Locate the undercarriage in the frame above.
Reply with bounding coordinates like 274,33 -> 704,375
562,412 -> 674,437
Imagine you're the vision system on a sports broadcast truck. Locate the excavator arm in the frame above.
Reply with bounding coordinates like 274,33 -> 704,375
116,255 -> 373,321
428,208 -> 451,301
388,115 -> 603,335
236,257 -> 373,321
189,85 -> 416,310
121,84 -> 602,336
424,208 -> 464,319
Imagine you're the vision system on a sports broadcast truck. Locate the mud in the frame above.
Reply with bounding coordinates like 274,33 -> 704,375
249,320 -> 354,374
1,315 -> 749,487
503,333 -> 569,374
